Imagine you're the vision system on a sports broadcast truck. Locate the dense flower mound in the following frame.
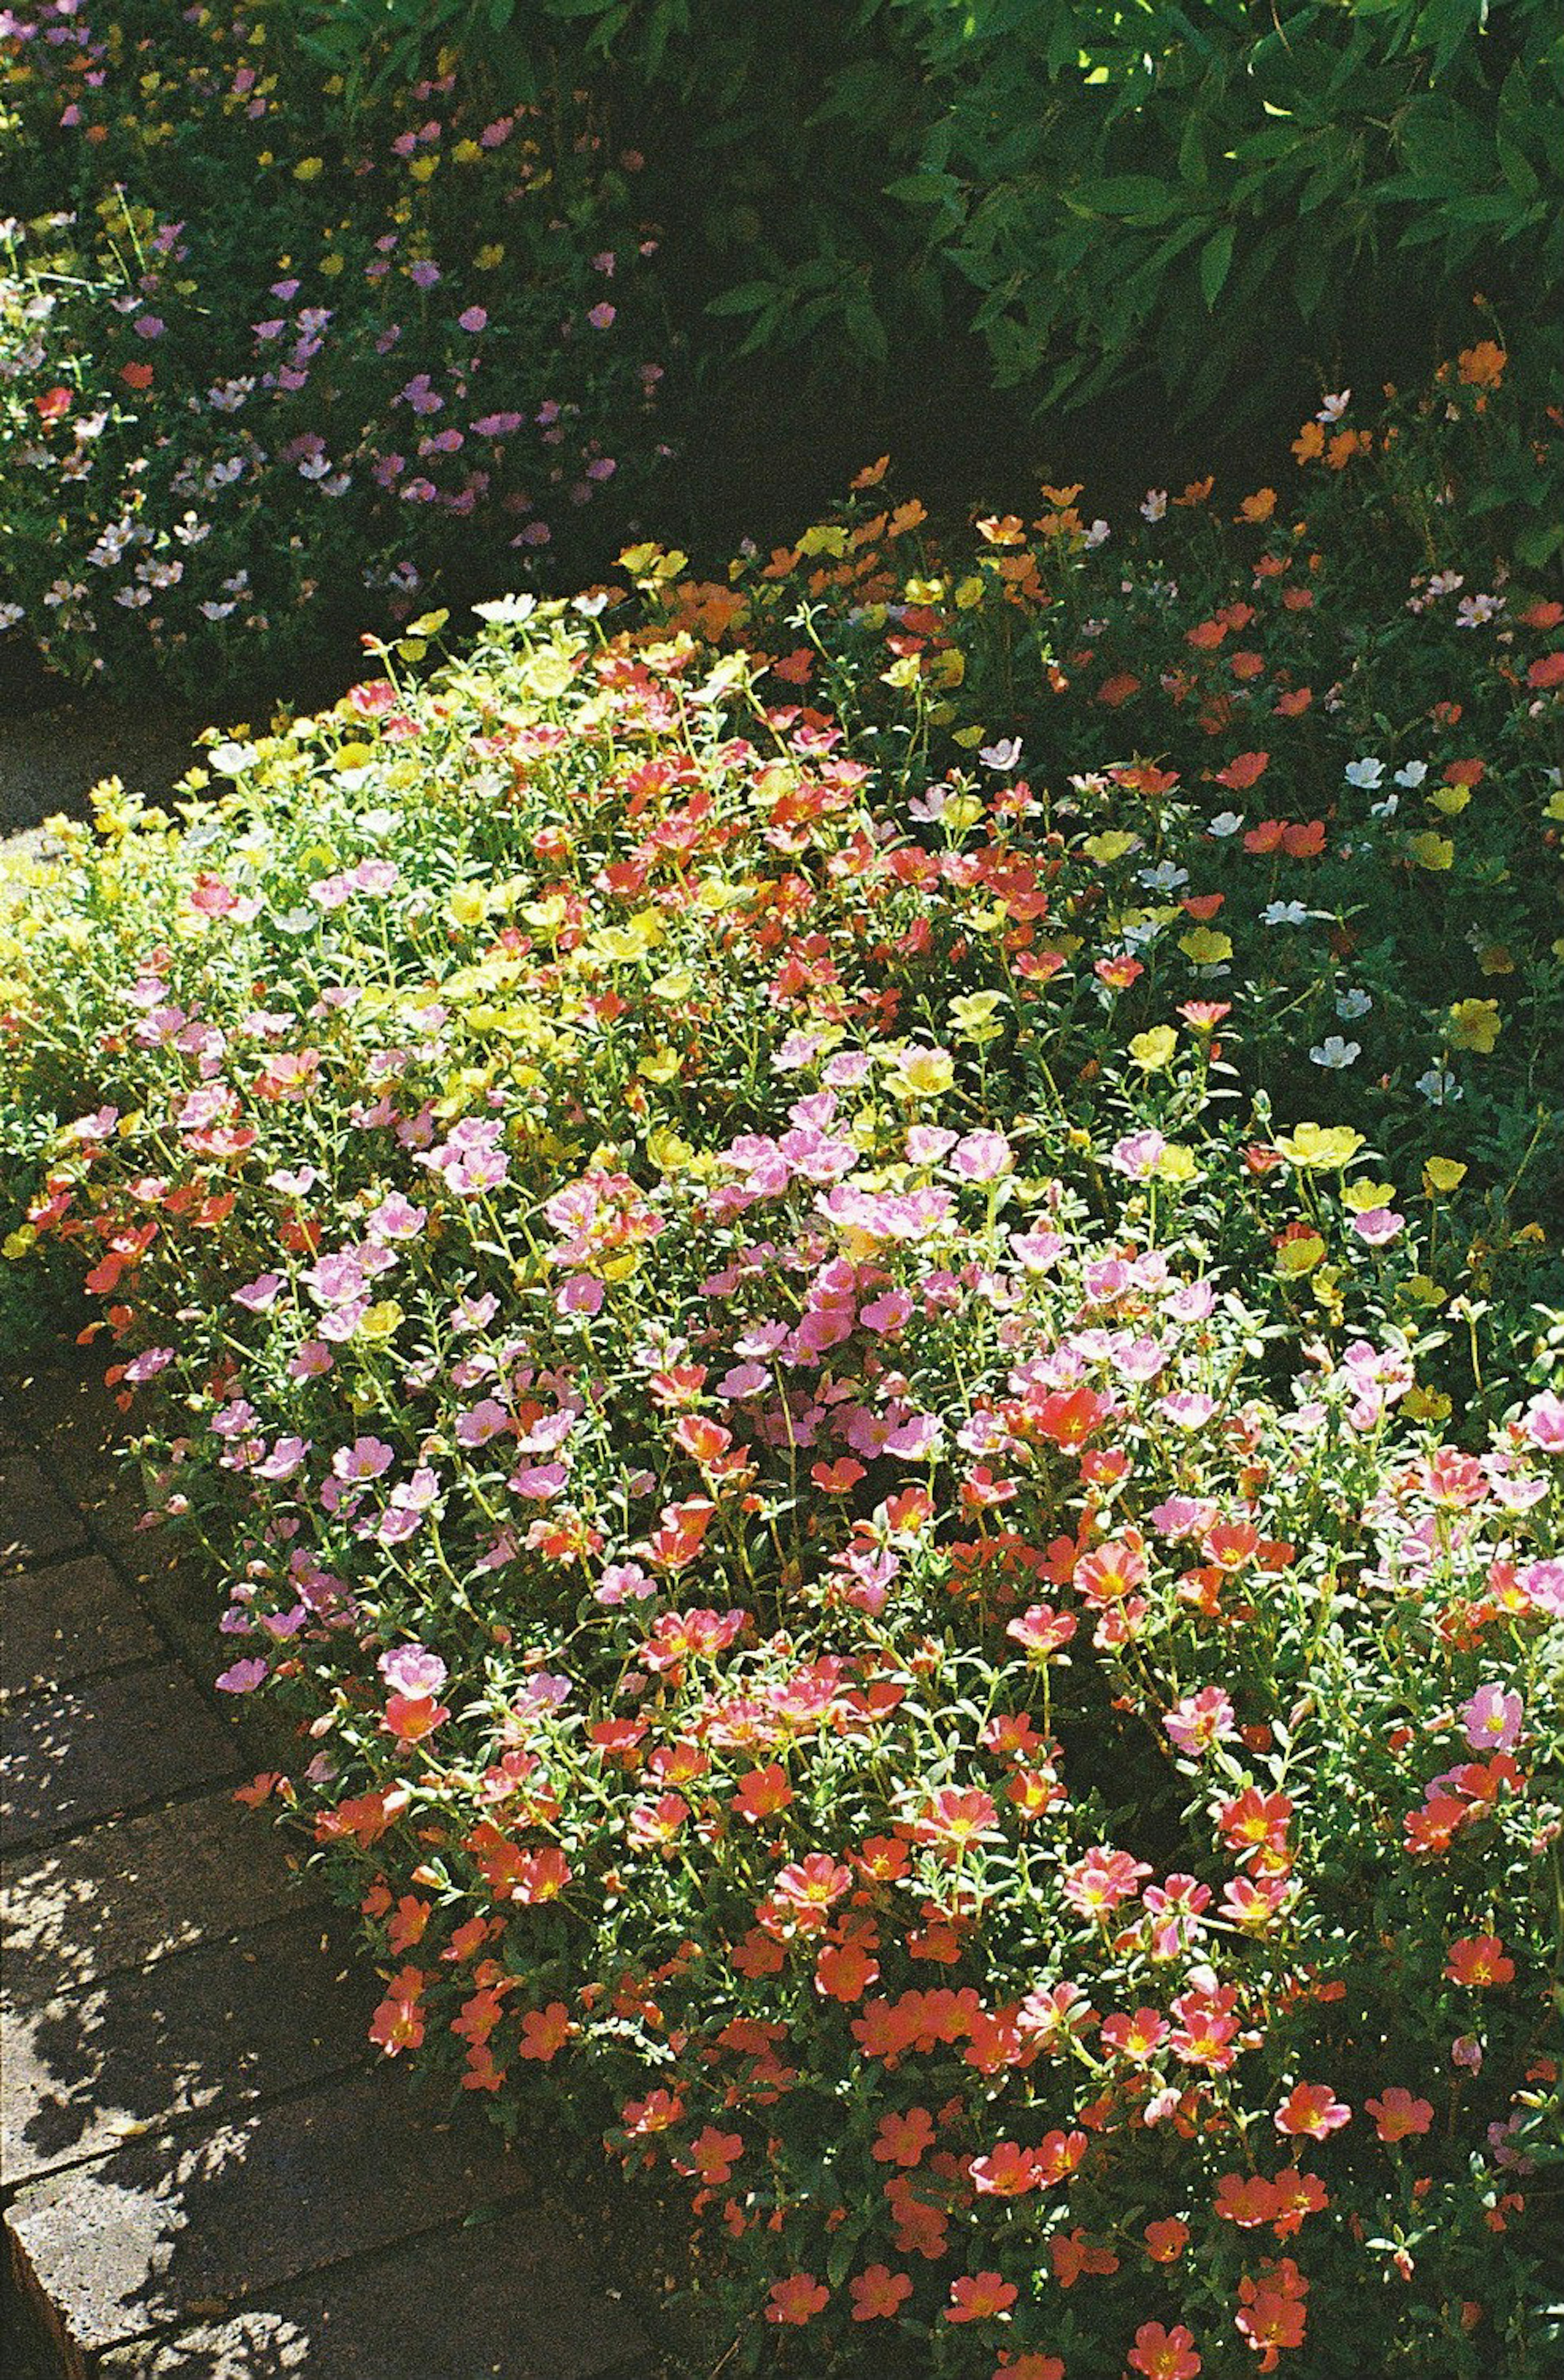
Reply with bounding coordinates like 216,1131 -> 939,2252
0,0 -> 665,688
2,366 -> 1562,2378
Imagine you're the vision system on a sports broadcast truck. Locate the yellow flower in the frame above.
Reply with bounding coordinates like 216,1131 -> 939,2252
1178,926 -> 1233,965
448,885 -> 487,929
1083,830 -> 1137,865
1407,832 -> 1454,870
890,1045 -> 956,1098
953,575 -> 985,610
646,1127 -> 694,1173
358,1300 -> 405,1343
1429,785 -> 1470,816
940,793 -> 984,834
880,656 -> 922,690
798,524 -> 848,558
1447,998 -> 1501,1052
1423,1157 -> 1467,1194
1341,1177 -> 1396,1212
1274,1121 -> 1365,1170
292,155 -> 323,181
949,990 -> 1006,1043
951,724 -> 986,749
474,243 -> 505,270
1276,1232 -> 1327,1276
1155,1142 -> 1197,1183
1129,1025 -> 1177,1071
637,1047 -> 682,1085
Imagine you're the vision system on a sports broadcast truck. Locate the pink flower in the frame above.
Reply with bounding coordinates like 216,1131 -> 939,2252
1351,1207 -> 1403,1245
332,1436 -> 395,1482
458,305 -> 488,333
378,1643 -> 448,1700
1521,1389 -> 1564,1449
586,302 -> 617,329
1460,1682 -> 1523,1752
1163,1685 -> 1236,1756
951,1129 -> 1013,1182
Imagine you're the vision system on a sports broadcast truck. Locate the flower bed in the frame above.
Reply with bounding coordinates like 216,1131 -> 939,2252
0,0 -> 666,690
1,356 -> 1561,2378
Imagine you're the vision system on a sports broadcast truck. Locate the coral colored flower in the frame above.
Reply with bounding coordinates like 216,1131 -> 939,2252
946,2272 -> 1018,2323
849,2265 -> 912,2321
1127,2321 -> 1202,2379
1274,2083 -> 1350,2140
765,2275 -> 829,2325
1365,2088 -> 1434,2142
1144,2217 -> 1190,2263
369,1965 -> 426,2055
1445,1934 -> 1515,1987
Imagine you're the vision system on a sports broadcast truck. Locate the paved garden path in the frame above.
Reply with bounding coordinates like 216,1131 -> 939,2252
1,1355 -> 655,2379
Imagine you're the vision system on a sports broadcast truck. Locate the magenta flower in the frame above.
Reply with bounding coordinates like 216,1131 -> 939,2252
215,1656 -> 269,1693
458,305 -> 488,334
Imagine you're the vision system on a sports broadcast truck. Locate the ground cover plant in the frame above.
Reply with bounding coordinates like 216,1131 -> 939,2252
1,351 -> 1562,2377
0,0 -> 667,690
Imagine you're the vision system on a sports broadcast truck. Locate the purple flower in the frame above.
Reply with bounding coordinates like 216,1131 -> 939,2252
458,305 -> 488,334
216,1656 -> 269,1693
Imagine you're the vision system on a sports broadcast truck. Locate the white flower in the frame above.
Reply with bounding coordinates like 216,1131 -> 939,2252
472,593 -> 536,625
1428,570 -> 1464,597
1084,519 -> 1110,548
1393,760 -> 1428,788
1140,489 -> 1168,522
1207,810 -> 1244,838
1316,390 -> 1352,423
1137,861 -> 1189,892
978,737 -> 1022,771
1309,1036 -> 1361,1069
1455,593 -> 1504,628
1261,900 -> 1311,926
1335,987 -> 1373,1021
1344,757 -> 1385,789
1368,792 -> 1400,819
0,602 -> 23,630
1416,1067 -> 1464,1106
907,784 -> 949,823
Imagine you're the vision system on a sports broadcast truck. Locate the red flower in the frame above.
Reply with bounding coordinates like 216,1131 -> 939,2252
946,2272 -> 1018,2323
1128,2321 -> 1202,2379
1445,1934 -> 1515,1987
849,2264 -> 912,2321
765,2275 -> 829,2326
120,360 -> 155,389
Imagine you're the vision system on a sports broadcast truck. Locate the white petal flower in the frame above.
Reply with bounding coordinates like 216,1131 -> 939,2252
1309,1036 -> 1361,1069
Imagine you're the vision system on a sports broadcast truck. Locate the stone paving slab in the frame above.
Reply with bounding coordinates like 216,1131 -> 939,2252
2,1666 -> 238,1853
1,1789 -> 312,2014
90,2205 -> 648,2380
2,1558 -> 161,1704
6,2070 -> 537,2361
4,1906 -> 367,2187
1,1452 -> 91,1575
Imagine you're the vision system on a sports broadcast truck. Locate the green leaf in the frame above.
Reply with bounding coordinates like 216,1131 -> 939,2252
1199,222 -> 1235,309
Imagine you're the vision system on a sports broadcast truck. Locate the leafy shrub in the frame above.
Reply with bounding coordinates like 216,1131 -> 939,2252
891,0 -> 1564,418
281,0 -> 1564,426
0,0 -> 667,690
2,356 -> 1562,2378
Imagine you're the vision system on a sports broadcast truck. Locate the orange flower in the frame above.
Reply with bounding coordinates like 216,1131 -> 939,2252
1237,487 -> 1277,522
1291,421 -> 1325,463
1457,339 -> 1506,387
766,2275 -> 830,2326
